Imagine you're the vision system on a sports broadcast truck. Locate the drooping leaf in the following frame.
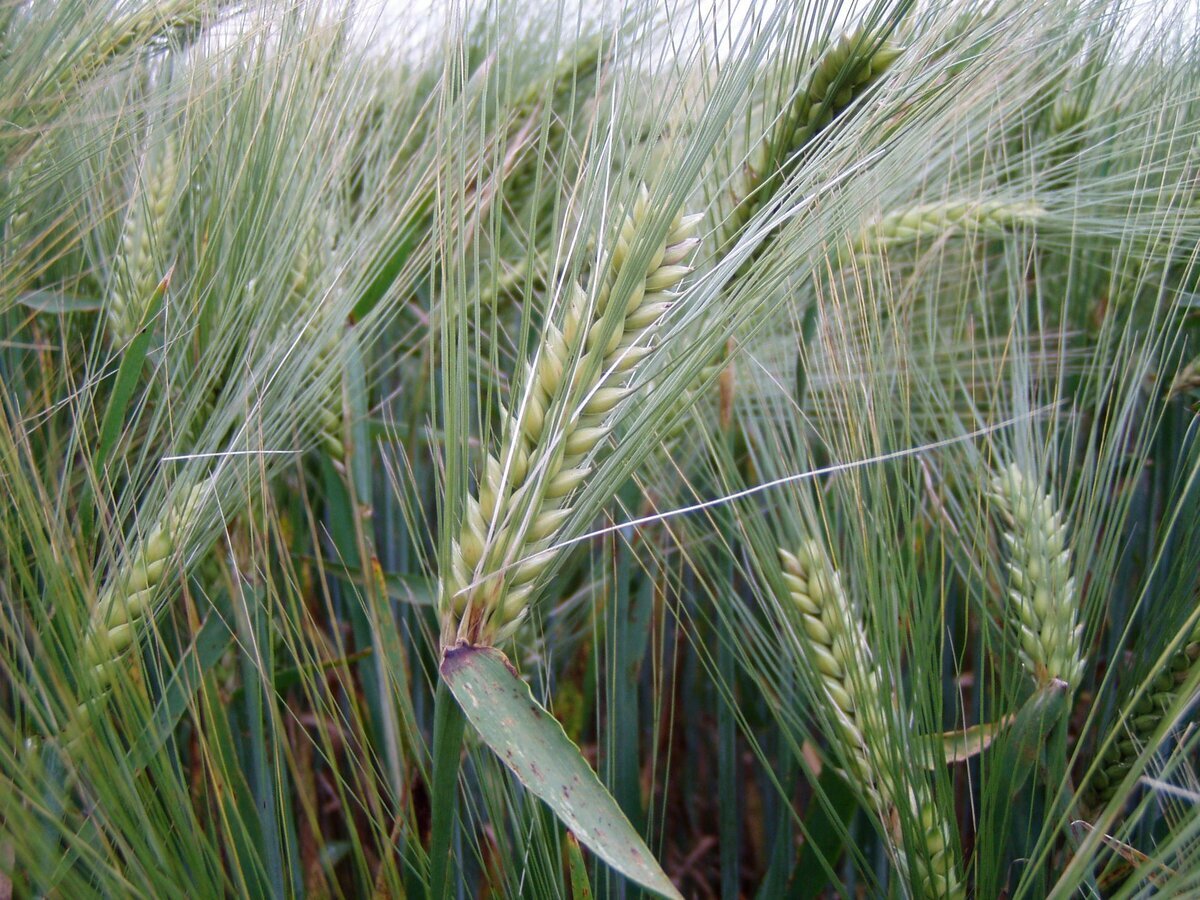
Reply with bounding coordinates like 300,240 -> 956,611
1004,681 -> 1070,766
918,714 -> 1016,769
440,643 -> 683,900
126,610 -> 234,770
986,680 -> 1071,803
96,268 -> 171,469
351,210 -> 429,321
294,553 -> 436,606
789,764 -> 859,899
16,290 -> 103,313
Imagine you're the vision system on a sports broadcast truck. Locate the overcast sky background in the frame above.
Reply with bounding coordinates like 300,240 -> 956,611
353,0 -> 1200,57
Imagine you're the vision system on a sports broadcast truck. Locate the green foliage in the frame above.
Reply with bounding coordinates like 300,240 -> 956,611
4,1 -> 1200,898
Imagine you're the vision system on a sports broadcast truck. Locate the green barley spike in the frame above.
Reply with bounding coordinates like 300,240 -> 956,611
1084,617 -> 1200,815
905,781 -> 964,900
723,30 -> 902,255
1049,91 -> 1089,139
1169,356 -> 1200,399
444,186 -> 701,646
779,540 -> 885,798
778,540 -> 963,899
502,37 -> 606,209
989,463 -> 1085,689
288,232 -> 350,465
108,132 -> 179,345
843,198 -> 1045,265
82,483 -> 207,695
4,149 -> 45,247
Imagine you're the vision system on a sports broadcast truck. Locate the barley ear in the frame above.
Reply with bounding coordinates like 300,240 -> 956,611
779,541 -> 884,796
902,781 -> 965,900
1168,356 -> 1200,400
723,30 -> 902,255
843,198 -> 1045,265
501,36 -> 607,209
289,233 -> 351,466
81,483 -> 208,696
4,148 -> 47,262
444,188 -> 700,646
1083,617 -> 1200,816
989,463 -> 1085,689
1049,91 -> 1089,139
778,541 -> 963,898
108,132 -> 179,345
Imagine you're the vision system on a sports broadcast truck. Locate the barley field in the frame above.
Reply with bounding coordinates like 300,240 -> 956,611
3,1 -> 1200,897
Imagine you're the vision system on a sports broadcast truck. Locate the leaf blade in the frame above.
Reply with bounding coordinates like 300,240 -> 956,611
440,644 -> 682,900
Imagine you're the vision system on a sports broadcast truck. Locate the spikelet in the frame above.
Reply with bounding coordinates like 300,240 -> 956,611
287,232 -> 349,465
476,252 -> 552,310
314,312 -> 354,466
2,149 -> 49,297
4,149 -> 45,248
316,344 -> 348,464
1084,617 -> 1200,815
901,781 -> 964,900
989,463 -> 1085,688
779,540 -> 885,796
723,31 -> 902,253
660,357 -> 728,443
82,483 -> 208,696
93,0 -> 207,70
778,540 -> 963,898
108,133 -> 179,345
843,198 -> 1044,264
444,187 -> 701,645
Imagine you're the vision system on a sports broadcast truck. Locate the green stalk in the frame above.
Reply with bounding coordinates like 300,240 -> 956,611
428,678 -> 466,900
233,577 -> 286,900
601,479 -> 649,898
715,360 -> 744,900
717,398 -> 740,900
610,480 -> 649,835
717,621 -> 739,900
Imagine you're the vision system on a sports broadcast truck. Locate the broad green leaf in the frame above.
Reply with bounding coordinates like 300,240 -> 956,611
352,211 -> 428,321
1004,681 -> 1070,767
986,680 -> 1071,803
127,610 -> 234,770
566,833 -> 593,900
16,290 -> 103,313
440,644 -> 683,900
96,268 -> 171,469
293,554 -> 436,605
789,765 -> 858,900
792,301 -> 820,409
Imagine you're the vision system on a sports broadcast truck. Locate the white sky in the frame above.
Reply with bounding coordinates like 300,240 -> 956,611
354,0 -> 1200,56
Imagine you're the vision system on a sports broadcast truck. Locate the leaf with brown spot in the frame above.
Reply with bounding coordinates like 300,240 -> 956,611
441,644 -> 682,900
